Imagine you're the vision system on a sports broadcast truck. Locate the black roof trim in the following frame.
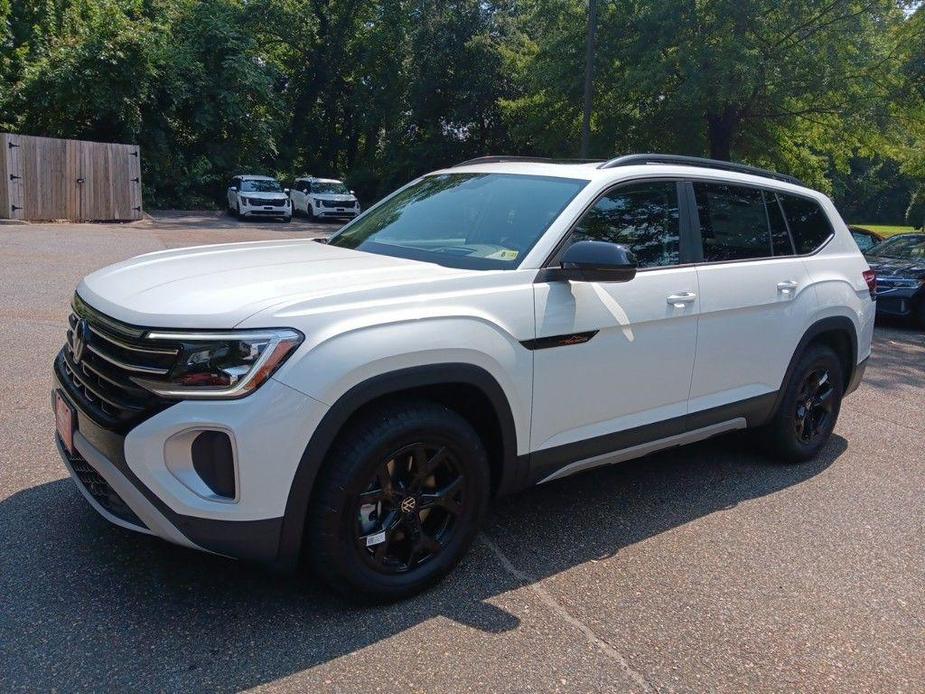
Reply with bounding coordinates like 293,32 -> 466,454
598,154 -> 804,186
453,156 -> 603,167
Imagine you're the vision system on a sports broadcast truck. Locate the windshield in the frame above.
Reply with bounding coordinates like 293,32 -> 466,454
328,173 -> 587,269
240,179 -> 282,193
867,234 -> 925,259
312,181 -> 350,194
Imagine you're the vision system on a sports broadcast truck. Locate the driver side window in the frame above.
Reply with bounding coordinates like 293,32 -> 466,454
571,182 -> 681,268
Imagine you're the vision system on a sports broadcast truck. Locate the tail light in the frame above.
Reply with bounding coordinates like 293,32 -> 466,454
862,269 -> 877,299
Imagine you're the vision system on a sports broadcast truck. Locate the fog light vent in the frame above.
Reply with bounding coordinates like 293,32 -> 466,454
191,431 -> 236,499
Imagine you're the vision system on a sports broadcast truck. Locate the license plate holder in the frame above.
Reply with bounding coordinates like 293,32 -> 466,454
55,390 -> 75,455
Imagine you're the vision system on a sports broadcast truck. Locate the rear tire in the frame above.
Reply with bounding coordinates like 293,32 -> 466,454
758,344 -> 844,463
306,400 -> 490,602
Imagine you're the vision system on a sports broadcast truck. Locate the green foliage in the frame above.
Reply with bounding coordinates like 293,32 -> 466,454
0,0 -> 922,218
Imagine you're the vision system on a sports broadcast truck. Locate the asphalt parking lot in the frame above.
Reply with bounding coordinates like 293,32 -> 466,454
1,213 -> 923,692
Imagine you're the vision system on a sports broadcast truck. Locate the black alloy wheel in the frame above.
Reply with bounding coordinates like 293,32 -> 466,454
306,400 -> 489,602
793,368 -> 835,444
758,343 -> 843,463
353,442 -> 464,574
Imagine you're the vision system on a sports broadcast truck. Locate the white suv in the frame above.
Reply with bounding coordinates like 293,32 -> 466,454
226,175 -> 292,222
53,155 -> 875,601
289,176 -> 361,220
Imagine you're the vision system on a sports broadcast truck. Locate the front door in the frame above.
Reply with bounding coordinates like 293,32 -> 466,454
530,180 -> 699,481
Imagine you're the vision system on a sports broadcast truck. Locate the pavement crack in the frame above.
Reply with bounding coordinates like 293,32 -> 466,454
480,534 -> 655,692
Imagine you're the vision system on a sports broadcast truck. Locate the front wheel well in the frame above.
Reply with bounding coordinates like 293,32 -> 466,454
330,383 -> 508,496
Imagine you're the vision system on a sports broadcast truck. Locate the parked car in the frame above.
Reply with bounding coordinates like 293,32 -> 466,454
864,233 -> 925,327
290,176 -> 361,220
53,154 -> 874,601
848,226 -> 883,252
226,175 -> 292,222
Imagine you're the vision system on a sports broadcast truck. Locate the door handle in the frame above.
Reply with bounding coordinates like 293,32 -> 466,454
777,280 -> 799,294
666,291 -> 697,307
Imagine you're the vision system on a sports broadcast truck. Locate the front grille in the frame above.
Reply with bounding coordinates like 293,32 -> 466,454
65,446 -> 147,529
321,199 -> 355,208
57,294 -> 175,431
249,198 -> 287,207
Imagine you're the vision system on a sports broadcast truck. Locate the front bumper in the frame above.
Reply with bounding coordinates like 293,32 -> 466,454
314,207 -> 360,218
877,290 -> 922,316
874,288 -> 921,317
241,208 -> 290,218
54,371 -> 328,564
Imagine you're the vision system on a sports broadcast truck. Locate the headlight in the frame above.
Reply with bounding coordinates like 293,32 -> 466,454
131,329 -> 303,399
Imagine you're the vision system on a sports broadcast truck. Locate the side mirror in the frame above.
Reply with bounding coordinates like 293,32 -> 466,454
350,190 -> 356,195
284,188 -> 290,194
559,240 -> 637,282
230,186 -> 238,192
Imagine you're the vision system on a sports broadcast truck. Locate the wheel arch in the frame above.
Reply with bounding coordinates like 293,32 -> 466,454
273,363 -> 524,570
766,316 -> 859,426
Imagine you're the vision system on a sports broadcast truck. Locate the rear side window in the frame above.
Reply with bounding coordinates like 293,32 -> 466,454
694,183 -> 772,261
571,182 -> 681,267
779,194 -> 834,254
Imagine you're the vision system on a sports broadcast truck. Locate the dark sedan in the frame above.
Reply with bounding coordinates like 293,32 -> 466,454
864,233 -> 925,327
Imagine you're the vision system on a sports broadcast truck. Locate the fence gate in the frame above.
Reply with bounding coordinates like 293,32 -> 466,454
0,134 -> 142,221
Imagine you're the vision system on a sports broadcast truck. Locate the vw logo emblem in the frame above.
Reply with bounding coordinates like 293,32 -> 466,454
72,318 -> 89,364
400,497 -> 417,514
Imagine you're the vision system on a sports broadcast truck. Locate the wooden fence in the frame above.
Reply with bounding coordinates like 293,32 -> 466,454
0,134 -> 143,221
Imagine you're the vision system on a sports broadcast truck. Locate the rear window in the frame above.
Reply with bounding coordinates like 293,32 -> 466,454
779,194 -> 834,254
694,183 -> 775,261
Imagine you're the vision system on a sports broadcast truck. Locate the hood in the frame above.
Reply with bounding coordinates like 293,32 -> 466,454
77,240 -> 465,328
865,255 -> 925,278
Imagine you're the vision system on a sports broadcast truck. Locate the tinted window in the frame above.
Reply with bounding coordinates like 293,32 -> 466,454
241,179 -> 283,193
570,182 -> 681,267
694,183 -> 773,261
329,173 -> 587,270
767,192 -> 794,255
851,230 -> 878,252
867,234 -> 925,259
780,194 -> 833,254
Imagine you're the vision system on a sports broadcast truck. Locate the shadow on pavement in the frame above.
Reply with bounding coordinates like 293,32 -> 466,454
0,433 -> 845,690
863,318 -> 925,392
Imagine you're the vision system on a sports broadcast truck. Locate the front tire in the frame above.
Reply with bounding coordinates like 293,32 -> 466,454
306,400 -> 490,602
759,344 -> 844,463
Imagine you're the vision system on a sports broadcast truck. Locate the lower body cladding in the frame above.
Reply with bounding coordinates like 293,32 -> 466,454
54,376 -> 328,564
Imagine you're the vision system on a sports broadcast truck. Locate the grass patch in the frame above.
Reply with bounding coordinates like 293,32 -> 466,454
851,224 -> 919,238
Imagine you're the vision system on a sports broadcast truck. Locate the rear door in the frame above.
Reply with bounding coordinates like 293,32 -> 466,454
530,180 -> 700,478
687,181 -> 812,415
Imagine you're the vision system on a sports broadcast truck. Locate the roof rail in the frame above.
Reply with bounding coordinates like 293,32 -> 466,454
454,155 -> 603,167
598,154 -> 804,186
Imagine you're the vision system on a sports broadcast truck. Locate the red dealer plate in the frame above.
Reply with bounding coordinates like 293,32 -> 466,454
55,390 -> 75,454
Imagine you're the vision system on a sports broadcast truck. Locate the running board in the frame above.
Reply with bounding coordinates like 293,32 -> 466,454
538,418 -> 747,484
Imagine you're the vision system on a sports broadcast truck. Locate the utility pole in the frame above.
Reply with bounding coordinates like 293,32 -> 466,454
580,0 -> 598,158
